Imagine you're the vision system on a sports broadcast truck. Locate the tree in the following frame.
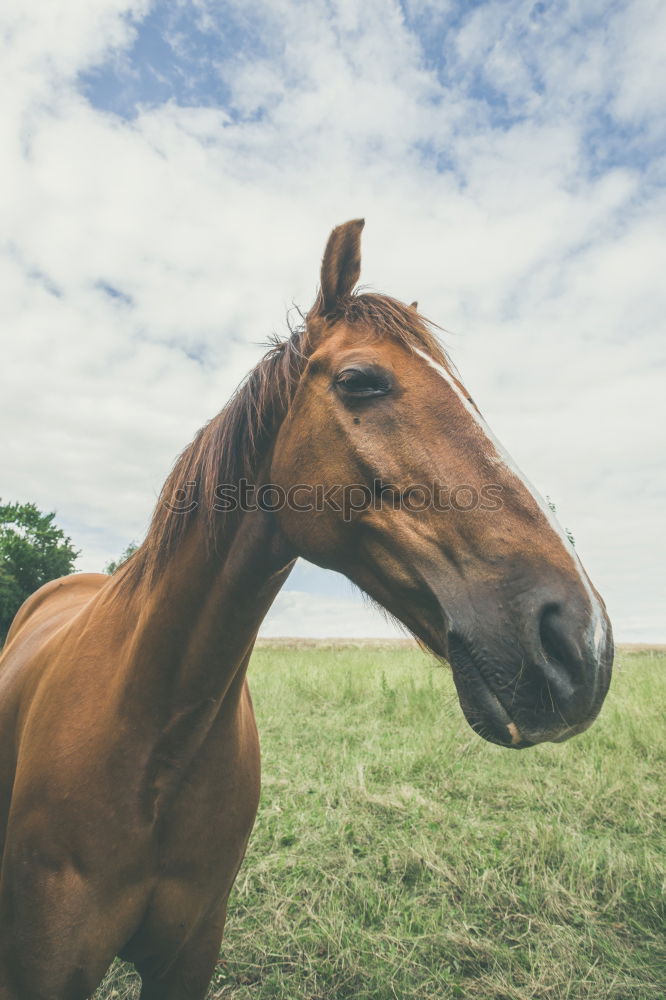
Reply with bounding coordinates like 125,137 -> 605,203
0,500 -> 79,645
104,541 -> 139,575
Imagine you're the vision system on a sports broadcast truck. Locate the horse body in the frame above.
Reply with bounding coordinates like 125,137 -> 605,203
0,220 -> 613,998
0,523 -> 278,998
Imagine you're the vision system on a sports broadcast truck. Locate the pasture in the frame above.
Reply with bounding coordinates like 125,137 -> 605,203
96,644 -> 664,1000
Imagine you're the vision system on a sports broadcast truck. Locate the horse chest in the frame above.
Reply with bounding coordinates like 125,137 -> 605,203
146,690 -> 261,874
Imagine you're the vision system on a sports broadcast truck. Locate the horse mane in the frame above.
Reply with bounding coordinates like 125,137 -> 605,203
118,293 -> 449,588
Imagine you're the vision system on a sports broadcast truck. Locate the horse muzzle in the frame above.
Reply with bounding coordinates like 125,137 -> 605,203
442,591 -> 614,750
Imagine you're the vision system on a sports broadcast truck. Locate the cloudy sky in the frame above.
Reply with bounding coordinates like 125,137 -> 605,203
1,0 -> 664,641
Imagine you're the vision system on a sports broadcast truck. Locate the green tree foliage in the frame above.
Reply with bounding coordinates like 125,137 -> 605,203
0,500 -> 79,644
104,541 -> 138,575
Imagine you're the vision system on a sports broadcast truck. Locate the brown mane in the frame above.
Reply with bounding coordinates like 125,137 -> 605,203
119,293 -> 449,587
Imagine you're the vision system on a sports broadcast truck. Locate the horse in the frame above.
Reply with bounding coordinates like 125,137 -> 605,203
0,219 -> 613,999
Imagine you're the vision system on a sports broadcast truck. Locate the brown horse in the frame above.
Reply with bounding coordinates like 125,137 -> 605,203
0,220 -> 612,999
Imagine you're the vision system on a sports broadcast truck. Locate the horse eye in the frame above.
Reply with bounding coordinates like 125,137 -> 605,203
335,367 -> 391,398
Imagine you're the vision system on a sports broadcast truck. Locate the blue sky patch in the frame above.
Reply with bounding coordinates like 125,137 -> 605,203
79,2 -> 270,119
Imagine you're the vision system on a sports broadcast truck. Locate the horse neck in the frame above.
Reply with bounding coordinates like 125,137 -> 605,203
115,506 -> 294,717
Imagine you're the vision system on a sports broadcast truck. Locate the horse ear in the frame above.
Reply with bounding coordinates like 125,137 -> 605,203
315,218 -> 364,316
409,301 -> 418,311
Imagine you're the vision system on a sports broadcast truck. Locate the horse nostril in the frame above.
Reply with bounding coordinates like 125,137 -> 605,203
538,604 -> 585,694
540,604 -> 569,666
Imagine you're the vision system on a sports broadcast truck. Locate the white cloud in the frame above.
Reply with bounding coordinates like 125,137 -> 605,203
261,590 -> 404,639
0,0 -> 664,640
609,0 -> 666,124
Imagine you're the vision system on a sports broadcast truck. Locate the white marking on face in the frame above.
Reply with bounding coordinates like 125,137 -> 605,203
414,348 -> 606,653
593,616 -> 605,656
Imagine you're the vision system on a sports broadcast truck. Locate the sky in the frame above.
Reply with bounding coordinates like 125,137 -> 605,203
1,0 -> 664,641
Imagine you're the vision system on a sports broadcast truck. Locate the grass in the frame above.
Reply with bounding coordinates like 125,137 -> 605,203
95,646 -> 665,1000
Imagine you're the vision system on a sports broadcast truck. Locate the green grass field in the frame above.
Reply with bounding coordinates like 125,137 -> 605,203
96,645 -> 665,1000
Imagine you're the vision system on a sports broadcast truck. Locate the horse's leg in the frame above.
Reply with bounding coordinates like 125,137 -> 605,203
0,897 -> 116,1000
136,903 -> 228,1000
0,890 -> 130,1000
0,829 -> 146,1000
